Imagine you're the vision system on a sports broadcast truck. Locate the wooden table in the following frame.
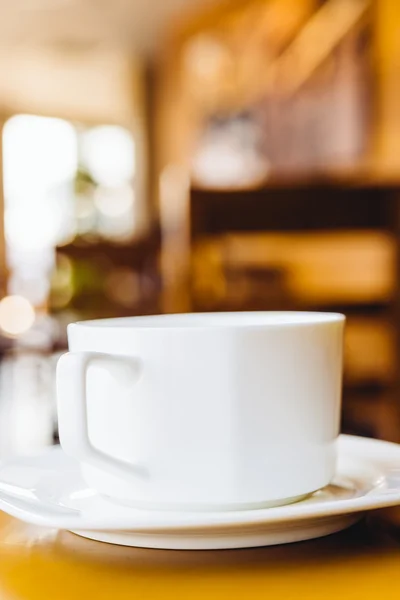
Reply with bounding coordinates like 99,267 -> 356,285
0,509 -> 399,600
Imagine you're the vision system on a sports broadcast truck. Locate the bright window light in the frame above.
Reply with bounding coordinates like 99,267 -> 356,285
3,114 -> 78,198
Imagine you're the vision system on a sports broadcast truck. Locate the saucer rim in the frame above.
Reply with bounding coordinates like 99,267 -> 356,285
69,513 -> 362,550
0,434 -> 399,533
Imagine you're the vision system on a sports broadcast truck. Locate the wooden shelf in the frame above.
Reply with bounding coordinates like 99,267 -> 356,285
188,189 -> 400,239
303,302 -> 391,315
191,165 -> 400,194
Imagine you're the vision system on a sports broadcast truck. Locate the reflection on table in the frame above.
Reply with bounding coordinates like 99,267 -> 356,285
0,510 -> 399,600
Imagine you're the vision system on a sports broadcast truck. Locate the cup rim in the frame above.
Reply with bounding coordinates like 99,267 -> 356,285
69,311 -> 345,332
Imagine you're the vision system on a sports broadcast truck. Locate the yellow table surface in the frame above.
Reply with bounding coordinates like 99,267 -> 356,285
0,509 -> 399,600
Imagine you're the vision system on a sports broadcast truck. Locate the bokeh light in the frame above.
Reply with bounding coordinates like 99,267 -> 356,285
81,125 -> 135,186
50,254 -> 74,309
94,185 -> 134,217
0,295 -> 35,336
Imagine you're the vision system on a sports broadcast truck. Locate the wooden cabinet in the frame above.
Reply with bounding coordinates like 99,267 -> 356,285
155,0 -> 400,441
160,182 -> 400,441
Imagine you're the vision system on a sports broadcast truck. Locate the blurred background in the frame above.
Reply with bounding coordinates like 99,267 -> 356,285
0,0 -> 398,457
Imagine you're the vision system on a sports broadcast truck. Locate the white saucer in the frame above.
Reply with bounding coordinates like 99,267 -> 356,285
0,435 -> 399,550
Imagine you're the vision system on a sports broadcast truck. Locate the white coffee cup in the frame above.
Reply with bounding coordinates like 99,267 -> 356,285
57,311 -> 344,511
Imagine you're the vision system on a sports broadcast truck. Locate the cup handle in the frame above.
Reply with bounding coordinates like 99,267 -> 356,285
57,351 -> 142,480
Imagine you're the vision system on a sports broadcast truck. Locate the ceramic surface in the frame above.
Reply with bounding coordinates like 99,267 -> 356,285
0,436 -> 399,549
57,312 -> 344,508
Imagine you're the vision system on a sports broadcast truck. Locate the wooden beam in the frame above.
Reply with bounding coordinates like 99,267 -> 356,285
374,0 -> 400,168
